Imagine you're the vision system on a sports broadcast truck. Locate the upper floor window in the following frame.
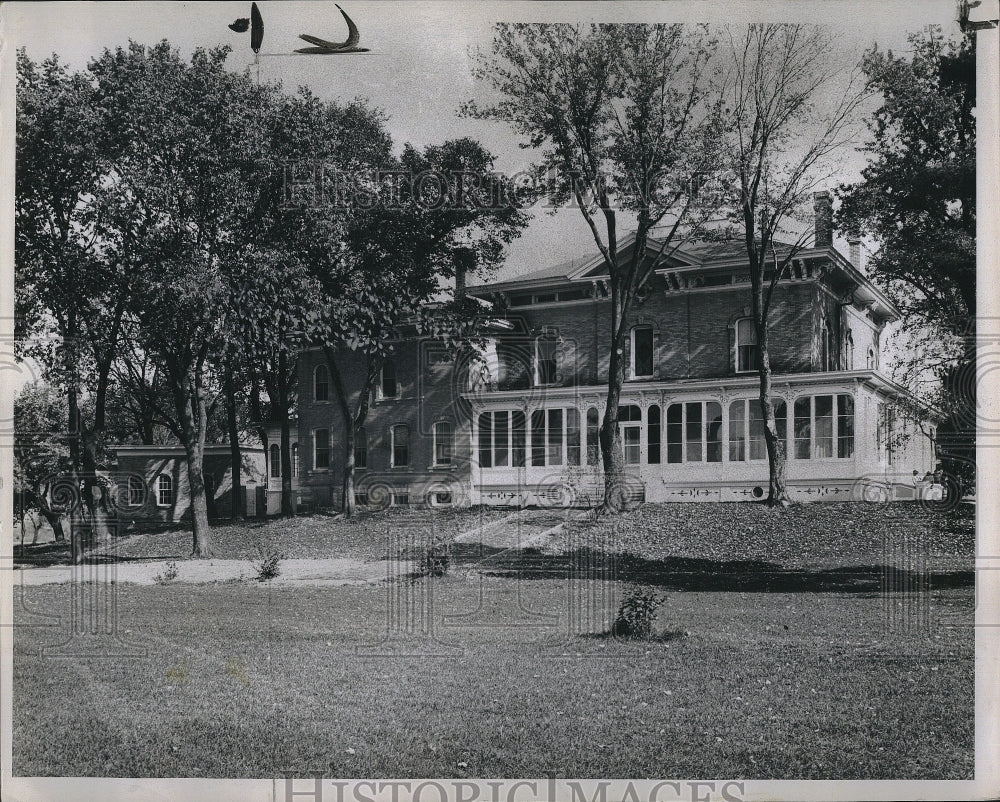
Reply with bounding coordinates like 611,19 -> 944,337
314,428 -> 331,470
354,427 -> 367,469
666,401 -> 723,463
156,474 -> 173,507
390,424 -> 409,468
820,320 -> 835,371
736,319 -> 759,373
314,364 -> 329,402
867,346 -> 878,370
631,326 -> 654,379
379,359 -> 398,399
270,444 -> 281,478
844,330 -> 854,370
534,334 -> 558,386
433,421 -> 454,467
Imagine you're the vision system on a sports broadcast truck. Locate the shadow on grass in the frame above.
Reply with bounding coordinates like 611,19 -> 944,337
447,543 -> 974,594
580,628 -> 689,642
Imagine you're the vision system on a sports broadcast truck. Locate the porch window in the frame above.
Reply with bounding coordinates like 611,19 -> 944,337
586,407 -> 600,466
792,394 -> 855,459
478,411 -> 526,468
648,404 -> 661,464
567,409 -> 581,466
433,421 -> 453,466
631,325 -> 654,378
156,474 -> 173,507
666,401 -> 722,463
736,319 -> 759,373
314,428 -> 330,470
530,408 -> 567,466
390,424 -> 409,468
314,365 -> 329,402
619,404 -> 642,465
728,399 -> 786,461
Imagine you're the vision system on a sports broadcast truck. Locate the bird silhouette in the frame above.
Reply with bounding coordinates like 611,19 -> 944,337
228,2 -> 263,54
295,5 -> 370,54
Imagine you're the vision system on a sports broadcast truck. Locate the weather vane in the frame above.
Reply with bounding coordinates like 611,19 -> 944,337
228,2 -> 374,73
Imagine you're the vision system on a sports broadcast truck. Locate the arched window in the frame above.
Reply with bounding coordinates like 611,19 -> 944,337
270,444 -> 281,478
648,404 -> 661,464
291,443 -> 298,478
820,320 -> 830,371
844,329 -> 854,370
735,319 -> 759,373
156,474 -> 173,507
433,421 -> 453,467
867,346 -> 878,370
354,427 -> 367,469
314,364 -> 329,402
631,325 -> 654,378
618,404 -> 642,464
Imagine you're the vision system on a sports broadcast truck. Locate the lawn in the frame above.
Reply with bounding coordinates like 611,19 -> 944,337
12,502 -> 975,779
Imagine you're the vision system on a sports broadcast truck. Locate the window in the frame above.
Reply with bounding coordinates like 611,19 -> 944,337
127,475 -> 144,506
314,364 -> 329,402
531,408 -> 567,466
567,408 -> 581,466
844,330 -> 854,370
156,474 -> 173,507
631,326 -> 654,378
728,399 -> 786,461
619,404 -> 642,465
354,427 -> 367,469
314,428 -> 330,470
736,319 -> 759,373
879,404 -> 896,464
380,360 -> 398,399
534,334 -> 558,386
792,394 -> 854,459
390,424 -> 409,468
479,411 -> 526,468
291,443 -> 298,478
666,402 -> 722,463
648,405 -> 661,464
867,346 -> 878,370
433,421 -> 454,467
820,320 -> 835,371
270,444 -> 281,478
586,407 -> 600,466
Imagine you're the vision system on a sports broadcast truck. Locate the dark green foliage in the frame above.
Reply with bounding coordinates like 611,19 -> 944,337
611,586 -> 666,639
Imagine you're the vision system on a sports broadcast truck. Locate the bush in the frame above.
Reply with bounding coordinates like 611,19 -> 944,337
154,561 -> 179,584
418,539 -> 450,577
612,587 -> 666,639
252,547 -> 283,582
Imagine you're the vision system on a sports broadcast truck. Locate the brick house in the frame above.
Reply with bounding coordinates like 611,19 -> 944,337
296,196 -> 940,508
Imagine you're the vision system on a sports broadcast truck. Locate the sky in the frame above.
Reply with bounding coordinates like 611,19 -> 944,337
5,1 -> 963,280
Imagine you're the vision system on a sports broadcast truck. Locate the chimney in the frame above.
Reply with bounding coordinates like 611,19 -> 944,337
813,191 -> 832,248
848,237 -> 862,270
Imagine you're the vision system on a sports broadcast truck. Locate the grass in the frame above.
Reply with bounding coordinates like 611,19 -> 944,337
14,505 -> 515,566
11,501 -> 975,778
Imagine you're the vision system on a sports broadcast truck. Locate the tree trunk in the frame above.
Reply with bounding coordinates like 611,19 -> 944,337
39,506 -> 66,543
279,350 -> 293,516
66,384 -> 86,563
173,375 -> 212,557
225,363 -> 243,521
80,426 -> 112,546
599,320 -> 629,513
754,282 -> 791,507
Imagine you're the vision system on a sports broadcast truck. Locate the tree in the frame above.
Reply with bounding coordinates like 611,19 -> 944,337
14,382 -> 72,544
15,51 -> 132,558
89,42 -> 275,556
836,27 -> 975,486
465,24 -> 723,512
720,24 -> 865,506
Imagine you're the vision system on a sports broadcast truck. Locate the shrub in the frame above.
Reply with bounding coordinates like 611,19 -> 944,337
154,561 -> 179,584
252,547 -> 283,582
612,587 -> 666,639
418,539 -> 450,577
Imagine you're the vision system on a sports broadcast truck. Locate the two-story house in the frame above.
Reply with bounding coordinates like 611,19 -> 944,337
296,193 -> 939,509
